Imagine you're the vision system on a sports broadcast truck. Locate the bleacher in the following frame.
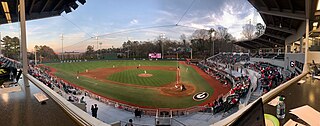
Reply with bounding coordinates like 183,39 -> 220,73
207,53 -> 250,64
253,53 -> 284,60
0,56 -> 22,68
273,54 -> 284,60
0,56 -> 22,86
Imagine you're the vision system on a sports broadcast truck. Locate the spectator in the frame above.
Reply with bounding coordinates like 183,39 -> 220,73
134,108 -> 141,118
126,119 -> 134,126
91,105 -> 95,117
80,96 -> 86,104
93,104 -> 98,118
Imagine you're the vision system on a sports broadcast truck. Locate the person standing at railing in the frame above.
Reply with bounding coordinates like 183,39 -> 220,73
125,119 -> 133,126
91,105 -> 94,117
93,104 -> 98,118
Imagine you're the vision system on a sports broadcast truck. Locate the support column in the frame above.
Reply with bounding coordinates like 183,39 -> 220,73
0,32 -> 2,55
285,45 -> 288,53
303,0 -> 310,73
19,0 -> 29,87
300,37 -> 303,53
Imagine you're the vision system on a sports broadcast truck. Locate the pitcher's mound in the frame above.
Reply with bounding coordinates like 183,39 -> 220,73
159,83 -> 196,97
138,73 -> 153,77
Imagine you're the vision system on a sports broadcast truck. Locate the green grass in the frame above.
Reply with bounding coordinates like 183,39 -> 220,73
45,60 -> 214,108
108,69 -> 176,87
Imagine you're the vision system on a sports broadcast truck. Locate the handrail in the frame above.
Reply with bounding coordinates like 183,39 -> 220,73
211,72 -> 307,126
27,74 -> 110,126
171,118 -> 187,126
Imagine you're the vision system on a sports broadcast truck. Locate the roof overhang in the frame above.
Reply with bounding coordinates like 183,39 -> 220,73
0,0 -> 86,24
235,0 -> 317,49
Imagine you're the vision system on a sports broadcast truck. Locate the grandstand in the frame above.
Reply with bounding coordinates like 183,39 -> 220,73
1,0 -> 320,126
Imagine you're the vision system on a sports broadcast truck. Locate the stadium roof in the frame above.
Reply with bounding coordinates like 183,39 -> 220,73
235,0 -> 318,49
0,0 -> 86,24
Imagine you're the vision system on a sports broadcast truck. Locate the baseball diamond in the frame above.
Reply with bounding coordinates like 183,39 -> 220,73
45,60 -> 230,108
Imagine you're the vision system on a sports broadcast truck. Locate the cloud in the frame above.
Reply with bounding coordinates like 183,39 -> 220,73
130,19 -> 139,25
1,0 -> 266,52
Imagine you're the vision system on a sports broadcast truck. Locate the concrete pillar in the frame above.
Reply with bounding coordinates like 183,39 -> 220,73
300,37 -> 303,53
285,45 -> 288,53
303,0 -> 310,73
19,0 -> 29,87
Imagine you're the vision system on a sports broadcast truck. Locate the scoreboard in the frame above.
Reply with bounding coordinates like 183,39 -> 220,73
148,53 -> 161,59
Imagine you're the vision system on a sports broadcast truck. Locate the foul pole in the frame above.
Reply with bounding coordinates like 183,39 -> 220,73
176,52 -> 180,85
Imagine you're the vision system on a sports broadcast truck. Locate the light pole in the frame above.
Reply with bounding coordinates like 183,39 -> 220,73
209,28 -> 215,56
34,46 -> 37,65
160,33 -> 165,59
61,34 -> 64,61
96,36 -> 99,59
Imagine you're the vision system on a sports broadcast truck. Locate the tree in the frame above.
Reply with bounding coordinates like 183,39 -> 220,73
191,29 -> 210,40
215,26 -> 228,40
242,24 -> 255,40
85,45 -> 95,59
1,36 -> 20,60
36,45 -> 58,62
255,23 -> 265,37
180,34 -> 187,47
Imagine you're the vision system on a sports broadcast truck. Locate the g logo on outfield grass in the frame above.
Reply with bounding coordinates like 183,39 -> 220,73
193,92 -> 209,101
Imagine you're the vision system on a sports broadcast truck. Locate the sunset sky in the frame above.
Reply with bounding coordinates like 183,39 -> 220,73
0,0 -> 264,52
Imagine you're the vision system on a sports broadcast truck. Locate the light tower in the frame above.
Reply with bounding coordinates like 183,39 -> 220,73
61,34 -> 64,61
160,33 -> 165,59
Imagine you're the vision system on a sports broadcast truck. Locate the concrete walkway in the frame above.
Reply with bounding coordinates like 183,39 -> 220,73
80,95 -> 236,126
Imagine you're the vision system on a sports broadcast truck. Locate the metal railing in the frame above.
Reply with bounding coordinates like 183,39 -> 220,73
27,74 -> 109,126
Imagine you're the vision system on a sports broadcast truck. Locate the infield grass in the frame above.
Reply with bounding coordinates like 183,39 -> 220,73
108,69 -> 176,87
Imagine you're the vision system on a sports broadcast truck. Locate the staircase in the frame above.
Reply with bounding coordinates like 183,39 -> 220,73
206,53 -> 221,61
248,92 -> 261,104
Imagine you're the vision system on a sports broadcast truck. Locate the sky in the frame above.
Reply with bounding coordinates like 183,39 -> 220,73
0,0 -> 264,52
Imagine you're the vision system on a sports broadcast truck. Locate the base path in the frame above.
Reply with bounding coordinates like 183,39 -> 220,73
179,61 -> 231,105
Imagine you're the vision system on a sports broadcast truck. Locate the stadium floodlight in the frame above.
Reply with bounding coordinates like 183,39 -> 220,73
5,13 -> 11,20
1,2 -> 9,13
78,0 -> 86,5
5,13 -> 11,23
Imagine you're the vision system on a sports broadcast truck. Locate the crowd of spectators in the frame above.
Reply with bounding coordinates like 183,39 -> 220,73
251,53 -> 284,60
244,62 -> 296,94
28,65 -> 83,103
207,53 -> 250,65
197,54 -> 252,114
208,75 -> 250,114
28,65 -> 148,117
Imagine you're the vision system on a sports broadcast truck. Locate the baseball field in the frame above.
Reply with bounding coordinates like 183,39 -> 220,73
45,60 -> 229,108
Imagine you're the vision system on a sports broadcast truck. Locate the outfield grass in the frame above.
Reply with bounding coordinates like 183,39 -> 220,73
108,69 -> 176,87
45,60 -> 214,108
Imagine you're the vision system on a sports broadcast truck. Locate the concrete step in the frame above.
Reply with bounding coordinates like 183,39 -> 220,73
248,94 -> 260,104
